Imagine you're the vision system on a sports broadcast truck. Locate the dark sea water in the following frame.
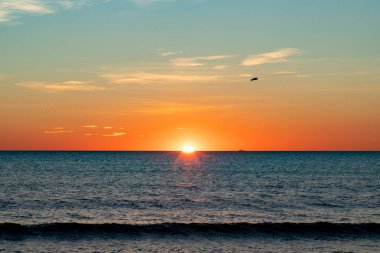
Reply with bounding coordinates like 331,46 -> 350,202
0,151 -> 379,252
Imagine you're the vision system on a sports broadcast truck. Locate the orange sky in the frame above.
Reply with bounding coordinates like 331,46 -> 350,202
1,77 -> 379,150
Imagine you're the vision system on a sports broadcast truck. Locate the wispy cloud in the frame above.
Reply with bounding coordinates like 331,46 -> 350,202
81,125 -> 99,128
0,0 -> 89,23
102,132 -> 127,137
130,0 -> 169,5
240,74 -> 253,77
0,0 -> 202,23
58,0 -> 89,9
274,71 -> 297,75
214,65 -> 227,70
274,71 -> 310,79
242,48 -> 300,66
172,55 -> 233,67
44,126 -> 75,134
44,130 -> 74,134
17,81 -> 106,92
160,51 -> 182,57
0,0 -> 53,23
101,72 -> 219,84
44,127 -> 74,134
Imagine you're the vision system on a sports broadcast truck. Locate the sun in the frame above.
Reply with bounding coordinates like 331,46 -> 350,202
182,145 -> 195,154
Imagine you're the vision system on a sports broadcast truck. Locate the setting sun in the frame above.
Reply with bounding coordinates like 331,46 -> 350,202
182,146 -> 195,154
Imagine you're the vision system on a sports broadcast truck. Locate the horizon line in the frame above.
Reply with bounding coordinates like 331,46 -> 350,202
0,150 -> 379,152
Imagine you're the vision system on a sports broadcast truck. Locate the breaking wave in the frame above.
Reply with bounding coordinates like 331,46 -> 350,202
1,222 -> 379,238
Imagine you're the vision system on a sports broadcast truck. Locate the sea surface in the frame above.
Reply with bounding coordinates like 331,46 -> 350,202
0,151 -> 379,252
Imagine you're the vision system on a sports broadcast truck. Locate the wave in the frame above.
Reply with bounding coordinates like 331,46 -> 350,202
1,222 -> 379,238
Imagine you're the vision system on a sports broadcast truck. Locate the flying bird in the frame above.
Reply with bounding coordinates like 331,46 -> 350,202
250,77 -> 258,81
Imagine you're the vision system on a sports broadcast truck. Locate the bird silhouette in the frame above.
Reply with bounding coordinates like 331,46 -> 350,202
250,77 -> 258,81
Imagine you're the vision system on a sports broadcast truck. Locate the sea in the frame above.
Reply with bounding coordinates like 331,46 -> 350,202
0,151 -> 379,252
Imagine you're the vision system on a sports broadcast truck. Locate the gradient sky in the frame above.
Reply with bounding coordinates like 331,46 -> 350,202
0,0 -> 379,151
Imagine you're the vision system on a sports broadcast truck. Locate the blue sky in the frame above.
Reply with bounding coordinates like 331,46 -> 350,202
1,0 -> 379,70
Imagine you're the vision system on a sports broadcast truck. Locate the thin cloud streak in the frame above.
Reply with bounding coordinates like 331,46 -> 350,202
0,0 -> 180,23
273,71 -> 310,79
274,71 -> 297,75
130,0 -> 170,5
44,130 -> 74,134
242,48 -> 300,66
214,65 -> 227,70
240,74 -> 253,77
0,0 -> 89,23
160,51 -> 182,57
101,72 -> 220,84
172,55 -> 233,67
102,132 -> 127,137
17,81 -> 106,92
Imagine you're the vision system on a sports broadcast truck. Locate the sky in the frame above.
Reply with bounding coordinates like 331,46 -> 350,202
0,0 -> 379,151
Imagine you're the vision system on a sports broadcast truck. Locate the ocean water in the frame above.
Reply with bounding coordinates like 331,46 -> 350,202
0,151 -> 379,252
